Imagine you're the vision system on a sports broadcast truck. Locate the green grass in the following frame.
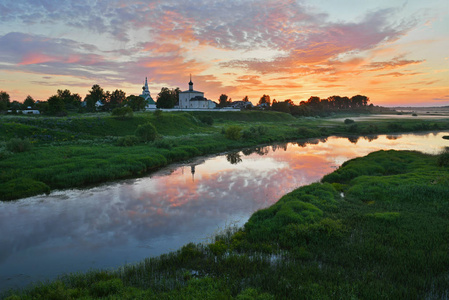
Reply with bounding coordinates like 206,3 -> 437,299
3,149 -> 449,299
1,111 -> 449,200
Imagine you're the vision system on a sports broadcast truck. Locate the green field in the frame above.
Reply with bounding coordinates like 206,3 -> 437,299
1,111 -> 449,200
2,149 -> 448,299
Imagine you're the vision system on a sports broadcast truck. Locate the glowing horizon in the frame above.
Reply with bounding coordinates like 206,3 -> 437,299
0,0 -> 448,107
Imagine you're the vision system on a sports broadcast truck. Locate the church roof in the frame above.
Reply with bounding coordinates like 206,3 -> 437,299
180,89 -> 204,94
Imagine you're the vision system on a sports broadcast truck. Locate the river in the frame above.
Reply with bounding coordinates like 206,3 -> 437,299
1,131 -> 448,291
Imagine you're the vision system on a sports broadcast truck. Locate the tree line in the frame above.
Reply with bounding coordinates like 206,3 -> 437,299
1,84 -> 372,117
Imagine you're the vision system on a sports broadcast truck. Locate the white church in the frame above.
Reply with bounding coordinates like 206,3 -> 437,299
140,77 -> 157,109
178,76 -> 216,109
140,75 -> 216,110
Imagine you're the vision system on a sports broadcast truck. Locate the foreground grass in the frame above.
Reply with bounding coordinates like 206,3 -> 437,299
1,111 -> 448,200
2,149 -> 448,299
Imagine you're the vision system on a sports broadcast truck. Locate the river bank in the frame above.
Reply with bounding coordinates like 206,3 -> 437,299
2,147 -> 448,299
1,111 -> 449,201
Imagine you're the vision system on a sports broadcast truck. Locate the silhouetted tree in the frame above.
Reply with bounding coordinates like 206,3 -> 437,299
0,91 -> 10,111
126,95 -> 147,111
219,94 -> 231,107
57,89 -> 82,110
109,89 -> 126,109
47,95 -> 66,115
258,94 -> 271,106
242,96 -> 249,102
84,84 -> 106,112
23,95 -> 35,108
157,87 -> 179,108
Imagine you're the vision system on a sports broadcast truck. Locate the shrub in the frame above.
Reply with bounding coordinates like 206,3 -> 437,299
225,126 -> 242,140
437,150 -> 449,167
135,122 -> 158,142
0,178 -> 50,200
199,115 -> 214,125
154,139 -> 174,149
344,119 -> 355,124
116,135 -> 139,147
6,138 -> 32,153
111,107 -> 133,119
412,113 -> 418,116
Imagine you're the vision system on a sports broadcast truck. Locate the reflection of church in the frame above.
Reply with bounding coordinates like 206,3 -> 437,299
178,75 -> 216,109
140,77 -> 156,109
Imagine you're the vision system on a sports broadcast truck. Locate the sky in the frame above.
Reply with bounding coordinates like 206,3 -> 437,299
0,0 -> 448,107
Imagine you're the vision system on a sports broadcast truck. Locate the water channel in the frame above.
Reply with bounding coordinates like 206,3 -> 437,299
1,131 -> 448,291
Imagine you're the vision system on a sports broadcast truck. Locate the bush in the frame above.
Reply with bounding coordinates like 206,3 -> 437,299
0,178 -> 50,200
437,150 -> 449,167
154,139 -> 173,149
135,122 -> 158,142
412,113 -> 418,116
344,119 -> 355,124
116,135 -> 139,147
225,126 -> 242,140
111,107 -> 133,119
199,115 -> 214,125
6,138 -> 32,153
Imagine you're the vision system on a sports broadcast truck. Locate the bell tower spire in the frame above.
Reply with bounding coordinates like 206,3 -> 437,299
188,74 -> 193,91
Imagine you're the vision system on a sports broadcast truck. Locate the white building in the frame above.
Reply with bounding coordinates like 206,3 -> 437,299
140,77 -> 157,109
178,76 -> 216,109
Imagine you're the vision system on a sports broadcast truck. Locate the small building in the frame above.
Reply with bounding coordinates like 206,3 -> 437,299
140,77 -> 156,110
178,76 -> 216,109
231,101 -> 253,109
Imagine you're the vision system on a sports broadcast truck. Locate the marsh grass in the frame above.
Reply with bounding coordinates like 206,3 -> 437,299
1,112 -> 449,200
3,150 -> 449,299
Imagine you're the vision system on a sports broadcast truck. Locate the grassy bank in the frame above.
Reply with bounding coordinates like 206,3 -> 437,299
2,149 -> 448,299
1,111 -> 449,200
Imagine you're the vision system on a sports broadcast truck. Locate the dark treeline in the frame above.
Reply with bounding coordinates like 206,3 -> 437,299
270,95 -> 372,116
1,84 -> 375,117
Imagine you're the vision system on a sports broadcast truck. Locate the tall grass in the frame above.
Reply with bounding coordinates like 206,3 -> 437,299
1,112 -> 449,200
3,150 -> 449,299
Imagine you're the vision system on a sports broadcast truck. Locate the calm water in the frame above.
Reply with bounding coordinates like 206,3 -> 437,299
1,131 -> 448,291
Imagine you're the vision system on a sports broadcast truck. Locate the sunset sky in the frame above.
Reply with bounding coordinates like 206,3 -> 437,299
0,0 -> 448,106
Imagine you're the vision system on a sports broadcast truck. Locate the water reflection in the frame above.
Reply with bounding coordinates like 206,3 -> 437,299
0,131 -> 448,290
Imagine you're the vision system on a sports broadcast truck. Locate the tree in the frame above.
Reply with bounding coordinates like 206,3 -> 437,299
157,87 -> 178,108
109,89 -> 126,109
219,94 -> 231,107
351,95 -> 369,108
57,89 -> 82,110
126,95 -> 147,111
111,107 -> 133,119
258,94 -> 271,106
0,91 -> 10,111
47,95 -> 66,115
135,123 -> 158,142
242,96 -> 249,102
84,84 -> 105,112
24,95 -> 35,108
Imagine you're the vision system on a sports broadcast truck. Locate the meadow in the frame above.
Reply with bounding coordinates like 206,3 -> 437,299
1,110 -> 449,200
2,148 -> 448,299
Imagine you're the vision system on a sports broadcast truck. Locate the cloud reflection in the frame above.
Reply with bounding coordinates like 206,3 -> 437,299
0,132 -> 448,289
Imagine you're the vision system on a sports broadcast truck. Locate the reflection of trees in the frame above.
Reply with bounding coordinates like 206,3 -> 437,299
242,146 -> 270,156
296,141 -> 308,148
272,143 -> 288,152
242,148 -> 255,156
347,136 -> 360,144
386,135 -> 400,140
226,152 -> 242,165
364,135 -> 378,142
255,146 -> 270,156
318,137 -> 328,143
